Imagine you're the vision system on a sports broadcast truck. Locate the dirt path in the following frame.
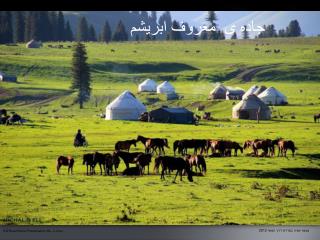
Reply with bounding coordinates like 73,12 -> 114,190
236,64 -> 280,82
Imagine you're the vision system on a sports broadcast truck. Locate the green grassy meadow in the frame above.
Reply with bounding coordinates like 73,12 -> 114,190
0,38 -> 320,225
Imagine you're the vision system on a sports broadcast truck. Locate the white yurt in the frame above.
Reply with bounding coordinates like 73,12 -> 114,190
26,39 -> 42,48
208,83 -> 227,99
105,90 -> 147,120
232,94 -> 271,120
258,87 -> 288,105
157,81 -> 175,94
242,85 -> 259,100
138,79 -> 157,92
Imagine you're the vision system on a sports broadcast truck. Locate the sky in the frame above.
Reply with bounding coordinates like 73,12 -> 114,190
159,11 -> 320,38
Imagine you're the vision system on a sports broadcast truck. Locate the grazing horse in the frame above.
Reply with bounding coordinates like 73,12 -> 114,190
177,139 -> 203,156
0,115 -> 9,124
185,154 -> 206,174
115,139 -> 137,152
154,156 -> 193,183
134,153 -> 152,175
136,135 -> 150,152
113,150 -> 144,169
57,156 -> 74,174
314,114 -> 320,123
6,113 -> 23,125
83,153 -> 95,175
208,140 -> 227,156
278,140 -> 297,157
92,152 -> 108,175
145,138 -> 169,155
0,109 -> 7,116
224,141 -> 243,156
244,139 -> 272,157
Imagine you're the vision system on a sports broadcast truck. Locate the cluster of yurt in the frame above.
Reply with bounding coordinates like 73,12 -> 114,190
208,83 -> 245,100
105,79 -> 178,121
242,85 -> 287,105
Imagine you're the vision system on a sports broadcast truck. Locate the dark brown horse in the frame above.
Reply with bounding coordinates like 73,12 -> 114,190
278,140 -> 297,157
83,153 -> 95,175
136,135 -> 150,152
57,156 -> 74,174
113,150 -> 144,169
115,139 -> 137,152
134,153 -> 152,175
314,114 -> 320,123
185,154 -> 206,174
224,141 -> 243,156
244,139 -> 270,157
177,139 -> 206,156
154,156 -> 193,183
145,138 -> 169,155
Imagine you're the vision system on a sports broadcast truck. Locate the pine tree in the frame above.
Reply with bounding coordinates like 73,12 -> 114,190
100,20 -> 111,43
231,32 -> 237,39
286,20 -> 301,37
206,11 -> 218,40
71,42 -> 91,109
242,25 -> 249,39
29,11 -> 40,41
0,11 -> 13,43
278,29 -> 286,37
145,34 -> 151,41
77,16 -> 89,42
38,11 -> 51,41
57,11 -> 65,41
13,11 -> 25,43
88,25 -> 96,41
65,21 -> 73,41
49,11 -> 58,41
200,31 -> 208,40
112,20 -> 128,41
170,20 -> 182,40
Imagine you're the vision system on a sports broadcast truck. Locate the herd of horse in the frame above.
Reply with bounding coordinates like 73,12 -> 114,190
56,135 -> 297,183
0,109 -> 24,125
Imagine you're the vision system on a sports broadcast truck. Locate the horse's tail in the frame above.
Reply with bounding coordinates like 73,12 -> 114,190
201,158 -> 207,174
185,163 -> 193,182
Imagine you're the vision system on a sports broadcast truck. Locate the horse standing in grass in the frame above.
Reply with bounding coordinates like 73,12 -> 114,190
115,139 -> 137,152
314,114 -> 320,123
185,154 -> 206,174
244,139 -> 269,157
278,140 -> 297,157
136,135 -> 150,153
113,150 -> 144,169
134,153 -> 152,175
145,138 -> 169,156
57,156 -> 74,174
83,153 -> 95,175
224,141 -> 243,156
154,156 -> 193,183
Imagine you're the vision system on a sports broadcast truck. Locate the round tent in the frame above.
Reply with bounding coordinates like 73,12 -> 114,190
26,39 -> 42,48
253,85 -> 267,96
258,87 -> 288,105
232,94 -> 271,120
105,90 -> 147,120
226,87 -> 245,100
138,79 -> 157,92
208,84 -> 227,99
157,81 -> 175,94
242,85 -> 259,100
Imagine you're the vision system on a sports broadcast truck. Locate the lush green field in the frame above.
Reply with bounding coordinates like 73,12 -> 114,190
0,38 -> 320,225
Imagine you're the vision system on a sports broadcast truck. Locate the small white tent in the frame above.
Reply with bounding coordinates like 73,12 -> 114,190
26,39 -> 42,48
242,85 -> 259,100
258,87 -> 288,105
138,79 -> 157,92
208,83 -> 227,99
157,81 -> 175,94
105,90 -> 147,120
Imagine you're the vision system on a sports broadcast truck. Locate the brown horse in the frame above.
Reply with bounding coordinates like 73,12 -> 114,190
244,139 -> 270,156
154,156 -> 193,183
208,140 -> 227,156
136,135 -> 150,152
134,153 -> 152,175
224,141 -> 243,156
83,153 -> 95,175
113,150 -> 144,169
115,139 -> 137,152
278,140 -> 297,157
314,114 -> 320,123
145,138 -> 169,156
185,154 -> 206,174
177,139 -> 206,156
57,156 -> 74,174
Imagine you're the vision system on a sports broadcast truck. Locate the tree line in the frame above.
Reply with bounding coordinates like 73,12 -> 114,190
0,11 -> 305,44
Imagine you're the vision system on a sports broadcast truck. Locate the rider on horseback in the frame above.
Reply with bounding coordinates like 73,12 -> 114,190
74,129 -> 87,147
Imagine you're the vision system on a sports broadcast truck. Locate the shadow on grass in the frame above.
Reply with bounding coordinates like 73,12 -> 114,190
217,168 -> 320,180
299,153 -> 320,161
91,61 -> 199,74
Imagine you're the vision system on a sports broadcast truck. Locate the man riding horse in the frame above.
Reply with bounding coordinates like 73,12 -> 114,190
74,129 -> 88,147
